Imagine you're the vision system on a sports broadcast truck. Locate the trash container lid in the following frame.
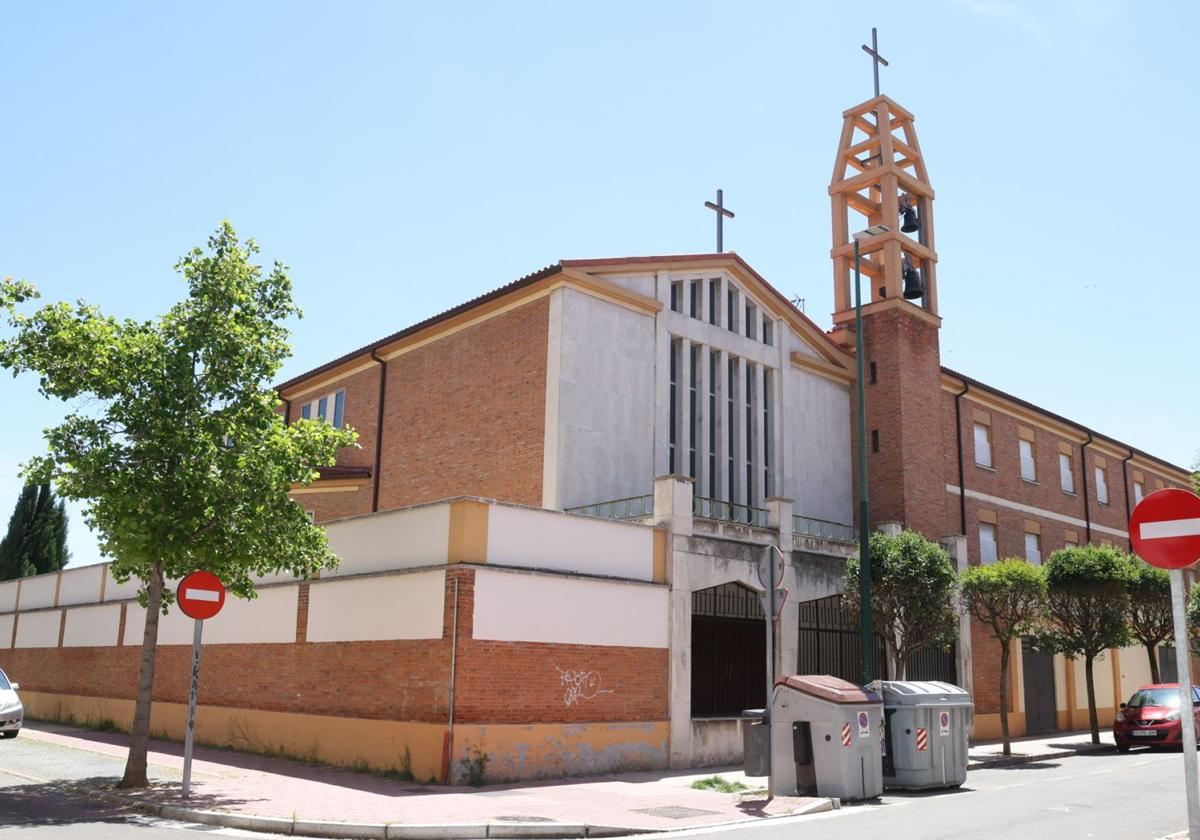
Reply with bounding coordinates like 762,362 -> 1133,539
879,680 -> 973,706
775,675 -> 880,704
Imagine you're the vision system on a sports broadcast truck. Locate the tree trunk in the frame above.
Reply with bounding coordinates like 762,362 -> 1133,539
1146,643 -> 1161,684
119,562 -> 164,788
886,638 -> 902,681
999,639 -> 1011,756
1084,654 -> 1100,745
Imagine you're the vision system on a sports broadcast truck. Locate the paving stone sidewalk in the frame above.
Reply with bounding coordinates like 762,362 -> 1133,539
968,729 -> 1116,767
10,723 -> 829,835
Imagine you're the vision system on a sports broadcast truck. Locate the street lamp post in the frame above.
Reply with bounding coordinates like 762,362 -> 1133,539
852,225 -> 889,687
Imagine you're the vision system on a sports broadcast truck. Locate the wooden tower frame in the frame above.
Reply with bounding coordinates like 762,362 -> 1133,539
829,95 -> 938,341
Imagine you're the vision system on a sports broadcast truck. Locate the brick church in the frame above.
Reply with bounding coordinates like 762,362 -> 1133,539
0,86 -> 1191,781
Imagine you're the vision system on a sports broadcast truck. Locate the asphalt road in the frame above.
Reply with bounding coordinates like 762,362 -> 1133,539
673,748 -> 1188,840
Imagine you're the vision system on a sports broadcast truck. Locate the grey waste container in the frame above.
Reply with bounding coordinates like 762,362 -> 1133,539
770,675 -> 883,801
880,680 -> 972,790
741,708 -> 769,776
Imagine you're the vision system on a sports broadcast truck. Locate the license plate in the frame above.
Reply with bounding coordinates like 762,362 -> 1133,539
1132,729 -> 1156,736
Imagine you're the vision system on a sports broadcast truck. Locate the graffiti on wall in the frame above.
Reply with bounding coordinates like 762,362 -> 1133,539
554,664 -> 615,707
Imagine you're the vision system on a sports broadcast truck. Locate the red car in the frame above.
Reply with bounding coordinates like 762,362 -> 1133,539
1114,684 -> 1200,751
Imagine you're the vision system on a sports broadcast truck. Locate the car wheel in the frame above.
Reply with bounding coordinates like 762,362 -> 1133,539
1,731 -> 17,739
1116,743 -> 1130,753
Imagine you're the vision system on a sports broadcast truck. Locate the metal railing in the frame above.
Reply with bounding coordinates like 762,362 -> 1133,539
792,514 -> 858,544
692,496 -> 769,528
564,494 -> 654,521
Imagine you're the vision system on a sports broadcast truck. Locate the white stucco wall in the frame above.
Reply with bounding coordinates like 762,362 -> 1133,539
324,503 -> 451,577
14,610 -> 61,648
123,602 -> 195,646
306,569 -> 445,643
554,289 -> 656,509
782,362 -> 854,525
472,568 -> 668,648
103,567 -> 142,602
18,574 -> 58,611
0,581 -> 18,613
58,566 -> 105,607
62,604 -> 121,647
486,505 -> 654,581
199,586 -> 298,645
0,614 -> 12,648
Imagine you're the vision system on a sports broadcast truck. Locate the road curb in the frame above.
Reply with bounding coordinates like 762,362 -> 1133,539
69,785 -> 842,839
967,743 -> 1112,770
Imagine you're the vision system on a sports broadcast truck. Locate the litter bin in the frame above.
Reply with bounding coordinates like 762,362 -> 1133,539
740,708 -> 769,776
880,680 -> 972,790
770,675 -> 883,800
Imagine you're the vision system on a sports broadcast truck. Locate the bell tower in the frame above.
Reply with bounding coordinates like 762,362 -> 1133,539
828,94 -> 939,343
829,91 -> 950,540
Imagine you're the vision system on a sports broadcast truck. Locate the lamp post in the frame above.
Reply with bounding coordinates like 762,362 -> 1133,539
852,224 -> 889,686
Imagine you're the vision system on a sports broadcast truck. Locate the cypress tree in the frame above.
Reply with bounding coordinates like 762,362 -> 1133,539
0,483 -> 69,580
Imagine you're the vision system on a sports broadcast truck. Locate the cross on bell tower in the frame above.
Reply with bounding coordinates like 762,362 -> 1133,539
827,60 -> 939,347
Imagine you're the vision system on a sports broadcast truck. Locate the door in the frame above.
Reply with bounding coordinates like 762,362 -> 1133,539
1021,637 -> 1057,735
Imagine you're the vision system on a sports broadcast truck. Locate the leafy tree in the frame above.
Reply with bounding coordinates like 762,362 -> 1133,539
1186,584 -> 1200,658
1123,554 -> 1172,683
960,558 -> 1047,756
844,530 -> 959,680
0,483 -> 69,579
0,223 -> 356,788
1038,546 -> 1130,744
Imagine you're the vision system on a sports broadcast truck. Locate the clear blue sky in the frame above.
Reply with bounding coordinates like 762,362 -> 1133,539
1,1 -> 1195,568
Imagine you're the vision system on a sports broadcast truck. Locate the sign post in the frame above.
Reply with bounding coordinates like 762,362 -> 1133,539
1130,488 -> 1200,840
176,571 -> 226,799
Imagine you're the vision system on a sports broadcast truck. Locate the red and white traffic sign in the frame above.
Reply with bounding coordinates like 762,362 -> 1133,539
177,571 -> 226,620
1130,489 -> 1200,571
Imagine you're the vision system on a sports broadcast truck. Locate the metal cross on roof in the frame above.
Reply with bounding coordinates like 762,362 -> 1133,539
861,27 -> 889,98
704,189 -> 735,253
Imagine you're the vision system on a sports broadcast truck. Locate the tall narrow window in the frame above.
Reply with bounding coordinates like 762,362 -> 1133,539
745,364 -> 755,509
869,361 -> 877,384
980,522 -> 998,564
301,403 -> 312,420
300,389 -> 346,428
669,281 -> 682,313
745,304 -> 757,340
1019,439 -> 1037,482
333,390 -> 346,428
762,316 -> 773,346
668,338 -> 679,474
1059,452 -> 1074,493
762,369 -> 772,497
708,279 -> 719,325
689,280 -> 700,319
1134,480 -> 1145,505
1096,465 -> 1109,504
727,288 -> 739,333
708,351 -> 718,498
974,423 -> 992,467
1025,532 -> 1042,565
688,344 -> 699,479
727,357 -> 737,502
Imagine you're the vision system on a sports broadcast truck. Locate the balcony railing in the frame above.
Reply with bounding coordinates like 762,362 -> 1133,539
793,514 -> 858,544
692,496 -> 770,528
564,494 -> 654,521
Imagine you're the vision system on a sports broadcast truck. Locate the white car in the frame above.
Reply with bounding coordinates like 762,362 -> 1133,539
0,667 -> 22,739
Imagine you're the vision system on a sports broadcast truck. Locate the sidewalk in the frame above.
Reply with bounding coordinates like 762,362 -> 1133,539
968,729 -> 1116,768
11,723 -> 833,837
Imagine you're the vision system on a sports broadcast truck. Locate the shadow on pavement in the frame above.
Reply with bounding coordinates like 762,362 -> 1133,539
0,777 -> 141,827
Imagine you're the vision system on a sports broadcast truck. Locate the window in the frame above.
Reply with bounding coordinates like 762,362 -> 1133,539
727,287 -> 739,333
974,423 -> 992,468
708,279 -> 719,325
668,338 -> 679,474
763,369 -> 773,497
869,361 -> 877,384
745,364 -> 755,507
1064,529 -> 1079,547
689,280 -> 701,319
300,389 -> 346,428
1025,532 -> 1042,565
871,429 -> 879,453
669,281 -> 682,313
727,357 -> 737,502
1019,439 -> 1037,482
1096,465 -> 1109,504
1059,452 -> 1074,493
708,351 -> 718,498
745,303 -> 757,340
980,523 -> 998,564
762,316 -> 773,347
688,344 -> 699,479
1134,480 -> 1145,505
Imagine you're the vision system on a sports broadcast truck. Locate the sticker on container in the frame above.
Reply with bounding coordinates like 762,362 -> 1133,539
840,722 -> 852,747
857,711 -> 871,739
939,711 -> 950,736
916,727 -> 928,751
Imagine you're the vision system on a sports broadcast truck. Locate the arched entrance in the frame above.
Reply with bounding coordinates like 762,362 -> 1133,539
691,582 -> 766,717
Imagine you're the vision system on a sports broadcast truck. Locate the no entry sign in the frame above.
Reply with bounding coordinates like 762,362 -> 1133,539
177,571 -> 226,620
1130,489 -> 1200,570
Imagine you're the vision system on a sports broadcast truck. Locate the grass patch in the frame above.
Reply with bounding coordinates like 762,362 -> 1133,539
690,775 -> 749,793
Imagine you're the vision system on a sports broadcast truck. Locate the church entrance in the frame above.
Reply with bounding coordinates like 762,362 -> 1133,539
691,583 -> 766,716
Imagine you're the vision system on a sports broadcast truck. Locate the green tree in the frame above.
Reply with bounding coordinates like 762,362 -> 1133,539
0,483 -> 69,579
1123,554 -> 1172,683
1038,546 -> 1131,744
959,558 -> 1047,755
1186,584 -> 1200,658
0,223 -> 356,788
844,530 -> 959,680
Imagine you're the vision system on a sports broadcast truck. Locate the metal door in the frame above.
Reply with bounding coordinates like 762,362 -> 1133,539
1021,637 -> 1057,735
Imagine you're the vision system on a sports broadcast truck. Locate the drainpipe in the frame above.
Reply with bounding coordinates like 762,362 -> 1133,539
1081,431 -> 1093,545
953,382 -> 970,535
370,350 -> 388,513
1121,450 -> 1135,538
281,397 -> 291,426
446,576 -> 460,784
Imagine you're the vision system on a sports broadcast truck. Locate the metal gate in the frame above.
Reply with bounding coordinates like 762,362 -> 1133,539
796,595 -> 956,684
691,583 -> 766,717
1021,637 -> 1057,735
